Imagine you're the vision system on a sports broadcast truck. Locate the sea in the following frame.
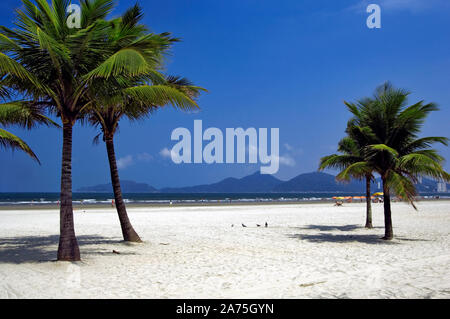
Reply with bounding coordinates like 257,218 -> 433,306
0,192 -> 447,206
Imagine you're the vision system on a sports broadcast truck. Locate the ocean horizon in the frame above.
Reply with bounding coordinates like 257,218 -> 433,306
0,192 -> 448,206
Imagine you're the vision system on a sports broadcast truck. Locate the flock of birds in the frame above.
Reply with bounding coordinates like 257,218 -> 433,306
231,222 -> 268,228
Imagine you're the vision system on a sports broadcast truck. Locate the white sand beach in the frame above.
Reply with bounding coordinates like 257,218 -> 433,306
0,201 -> 449,299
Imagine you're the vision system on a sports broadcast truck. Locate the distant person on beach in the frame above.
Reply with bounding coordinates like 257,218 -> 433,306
111,199 -> 115,207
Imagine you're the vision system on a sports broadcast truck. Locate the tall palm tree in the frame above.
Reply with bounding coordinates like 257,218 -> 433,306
81,4 -> 205,242
319,132 -> 375,228
343,83 -> 450,240
0,0 -> 177,260
88,75 -> 204,242
0,99 -> 58,162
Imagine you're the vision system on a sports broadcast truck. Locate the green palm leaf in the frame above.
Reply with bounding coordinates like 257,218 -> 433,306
85,48 -> 153,80
336,161 -> 372,181
0,128 -> 39,163
367,144 -> 399,157
123,85 -> 199,111
0,101 -> 59,129
385,170 -> 417,209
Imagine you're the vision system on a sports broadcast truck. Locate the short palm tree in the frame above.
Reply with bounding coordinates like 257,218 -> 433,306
319,130 -> 375,228
344,83 -> 450,240
0,0 -> 178,260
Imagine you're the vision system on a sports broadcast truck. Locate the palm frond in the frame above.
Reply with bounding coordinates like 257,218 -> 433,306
385,170 -> 417,209
367,144 -> 399,157
336,161 -> 372,181
0,128 -> 40,163
397,153 -> 450,182
85,48 -> 153,80
81,0 -> 115,28
123,85 -> 199,111
0,53 -> 44,89
0,101 -> 59,129
319,154 -> 360,172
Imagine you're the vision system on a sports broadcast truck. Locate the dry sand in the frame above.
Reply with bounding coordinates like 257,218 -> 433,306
0,201 -> 449,299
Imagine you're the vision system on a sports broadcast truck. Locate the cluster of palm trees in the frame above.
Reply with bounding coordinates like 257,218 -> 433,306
0,0 -> 205,261
1,2 -> 449,263
320,82 -> 450,240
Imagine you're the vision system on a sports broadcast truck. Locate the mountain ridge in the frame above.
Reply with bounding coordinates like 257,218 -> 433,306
77,172 -> 449,194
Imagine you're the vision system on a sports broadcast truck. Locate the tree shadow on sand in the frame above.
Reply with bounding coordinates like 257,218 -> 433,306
0,235 -> 137,264
293,224 -> 383,232
287,233 -> 399,245
287,224 -> 398,245
287,224 -> 431,244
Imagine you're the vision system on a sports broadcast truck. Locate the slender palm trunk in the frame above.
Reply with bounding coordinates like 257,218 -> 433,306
57,122 -> 81,261
105,135 -> 142,242
382,177 -> 393,240
365,175 -> 373,229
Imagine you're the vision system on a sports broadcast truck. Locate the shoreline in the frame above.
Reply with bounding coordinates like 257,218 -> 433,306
1,197 -> 449,211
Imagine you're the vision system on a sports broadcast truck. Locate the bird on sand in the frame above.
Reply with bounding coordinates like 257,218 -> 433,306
242,224 -> 247,228
256,224 -> 261,227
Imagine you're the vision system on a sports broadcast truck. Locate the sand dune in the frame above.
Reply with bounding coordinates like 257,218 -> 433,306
0,201 -> 449,298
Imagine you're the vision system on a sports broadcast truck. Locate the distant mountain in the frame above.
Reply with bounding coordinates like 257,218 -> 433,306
77,180 -> 158,193
77,173 -> 449,194
161,171 -> 283,193
274,172 -> 449,193
273,172 -> 377,193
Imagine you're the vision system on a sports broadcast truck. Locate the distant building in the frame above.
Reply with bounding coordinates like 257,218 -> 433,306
437,182 -> 447,193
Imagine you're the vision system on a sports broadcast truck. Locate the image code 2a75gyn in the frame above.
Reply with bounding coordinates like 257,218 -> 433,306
176,303 -> 275,316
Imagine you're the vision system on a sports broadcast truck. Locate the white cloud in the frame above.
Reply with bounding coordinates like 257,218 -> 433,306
115,152 -> 154,169
283,143 -> 303,156
159,148 -> 172,158
137,152 -> 153,162
117,155 -> 134,169
278,154 -> 296,167
284,143 -> 293,151
160,147 -> 183,163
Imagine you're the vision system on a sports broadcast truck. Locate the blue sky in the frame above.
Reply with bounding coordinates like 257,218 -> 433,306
1,0 -> 450,191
